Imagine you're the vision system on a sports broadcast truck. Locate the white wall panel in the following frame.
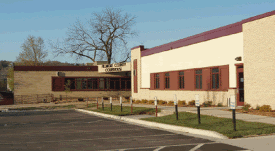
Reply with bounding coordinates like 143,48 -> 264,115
141,32 -> 243,88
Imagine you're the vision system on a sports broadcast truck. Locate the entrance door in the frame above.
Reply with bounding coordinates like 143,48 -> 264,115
236,66 -> 244,106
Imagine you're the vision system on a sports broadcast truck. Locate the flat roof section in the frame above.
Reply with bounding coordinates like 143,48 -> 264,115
14,66 -> 98,71
139,10 -> 275,57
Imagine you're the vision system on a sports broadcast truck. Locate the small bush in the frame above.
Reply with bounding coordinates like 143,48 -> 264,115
167,101 -> 174,106
217,103 -> 223,107
188,100 -> 195,106
178,100 -> 186,106
242,103 -> 251,111
141,99 -> 148,104
78,98 -> 84,101
203,101 -> 213,107
259,105 -> 272,112
158,100 -> 166,105
135,100 -> 141,104
148,100 -> 154,104
103,97 -> 109,100
255,105 -> 260,110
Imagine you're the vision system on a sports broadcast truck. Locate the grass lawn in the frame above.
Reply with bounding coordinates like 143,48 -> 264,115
89,105 -> 160,116
141,112 -> 275,139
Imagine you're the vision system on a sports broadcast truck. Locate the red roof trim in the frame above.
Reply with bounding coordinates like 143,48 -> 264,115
141,10 -> 275,57
14,66 -> 98,71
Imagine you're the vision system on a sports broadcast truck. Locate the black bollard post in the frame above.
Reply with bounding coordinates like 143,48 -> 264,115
197,106 -> 201,124
233,109 -> 236,131
175,104 -> 178,120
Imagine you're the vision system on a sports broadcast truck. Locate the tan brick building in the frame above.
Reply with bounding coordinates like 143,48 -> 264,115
131,10 -> 275,109
13,62 -> 131,104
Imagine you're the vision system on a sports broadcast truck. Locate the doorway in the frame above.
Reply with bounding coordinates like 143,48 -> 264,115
236,65 -> 244,106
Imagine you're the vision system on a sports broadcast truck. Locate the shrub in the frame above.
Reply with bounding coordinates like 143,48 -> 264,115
135,100 -> 141,104
148,100 -> 154,104
78,98 -> 84,101
255,105 -> 260,110
141,99 -> 148,104
178,100 -> 186,106
203,101 -> 213,107
103,97 -> 109,100
188,100 -> 195,106
242,103 -> 251,111
158,100 -> 166,105
217,103 -> 223,107
259,105 -> 272,112
167,101 -> 174,106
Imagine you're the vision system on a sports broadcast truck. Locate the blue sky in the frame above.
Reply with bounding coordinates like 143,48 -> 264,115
0,0 -> 274,64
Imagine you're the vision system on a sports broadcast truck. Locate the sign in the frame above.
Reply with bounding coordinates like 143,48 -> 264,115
105,68 -> 122,72
195,94 -> 200,107
154,97 -> 157,106
230,95 -> 236,109
110,97 -> 112,104
120,96 -> 122,105
130,97 -> 132,105
174,94 -> 177,105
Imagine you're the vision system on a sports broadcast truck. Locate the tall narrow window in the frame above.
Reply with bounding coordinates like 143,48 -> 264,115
212,68 -> 219,89
195,69 -> 202,89
165,73 -> 170,89
179,71 -> 184,89
155,74 -> 160,89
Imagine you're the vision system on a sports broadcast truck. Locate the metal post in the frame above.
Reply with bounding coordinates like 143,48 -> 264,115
197,106 -> 201,124
97,97 -> 98,109
102,97 -> 104,111
233,109 -> 236,131
156,105 -> 158,117
120,96 -> 122,112
130,97 -> 133,114
175,104 -> 178,120
87,97 -> 88,107
110,97 -> 112,111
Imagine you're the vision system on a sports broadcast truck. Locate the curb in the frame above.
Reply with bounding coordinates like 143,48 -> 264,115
75,109 -> 228,140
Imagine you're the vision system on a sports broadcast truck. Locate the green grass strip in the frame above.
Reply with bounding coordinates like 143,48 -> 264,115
90,105 -> 160,116
141,112 -> 275,139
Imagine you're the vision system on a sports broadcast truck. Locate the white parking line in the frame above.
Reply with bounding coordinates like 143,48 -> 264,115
189,143 -> 204,151
153,146 -> 166,151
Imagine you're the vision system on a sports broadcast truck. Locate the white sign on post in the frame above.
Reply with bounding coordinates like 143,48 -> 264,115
195,94 -> 200,107
120,96 -> 122,105
154,97 -> 157,106
174,94 -> 177,105
110,97 -> 112,104
230,95 -> 236,109
130,96 -> 132,105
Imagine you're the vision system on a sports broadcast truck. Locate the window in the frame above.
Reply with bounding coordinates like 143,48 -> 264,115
165,73 -> 170,89
155,74 -> 160,89
99,78 -> 105,89
212,68 -> 219,89
87,78 -> 98,89
65,78 -> 75,90
179,71 -> 184,89
195,69 -> 202,89
105,78 -> 110,89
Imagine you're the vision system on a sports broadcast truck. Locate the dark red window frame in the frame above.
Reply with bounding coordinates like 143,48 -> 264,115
179,71 -> 184,89
195,69 -> 202,89
155,74 -> 160,89
165,73 -> 170,89
211,68 -> 220,89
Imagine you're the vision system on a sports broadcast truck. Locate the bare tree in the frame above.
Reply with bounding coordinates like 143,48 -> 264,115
16,35 -> 47,66
51,8 -> 136,64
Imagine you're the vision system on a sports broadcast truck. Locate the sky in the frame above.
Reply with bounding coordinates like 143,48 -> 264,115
0,0 -> 274,64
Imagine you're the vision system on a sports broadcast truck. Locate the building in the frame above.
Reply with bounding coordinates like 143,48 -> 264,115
131,10 -> 275,109
12,61 -> 131,104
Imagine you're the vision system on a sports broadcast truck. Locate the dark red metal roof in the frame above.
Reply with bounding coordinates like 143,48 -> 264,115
14,66 -> 98,71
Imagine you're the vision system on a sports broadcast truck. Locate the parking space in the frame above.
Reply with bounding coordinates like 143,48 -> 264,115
0,110 -> 249,151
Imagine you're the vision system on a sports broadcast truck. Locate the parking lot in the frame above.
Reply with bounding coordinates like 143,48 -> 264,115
0,110 -> 249,151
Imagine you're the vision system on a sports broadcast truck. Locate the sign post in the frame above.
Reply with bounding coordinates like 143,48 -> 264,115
130,96 -> 133,114
102,97 -> 104,111
195,94 -> 200,124
110,97 -> 112,111
154,97 -> 158,117
174,94 -> 178,120
97,97 -> 98,109
230,95 -> 237,131
120,96 -> 123,112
